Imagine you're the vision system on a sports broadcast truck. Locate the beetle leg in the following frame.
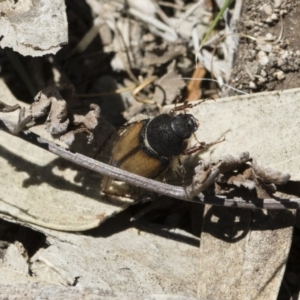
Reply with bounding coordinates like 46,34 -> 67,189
170,100 -> 194,115
183,142 -> 207,155
183,136 -> 225,155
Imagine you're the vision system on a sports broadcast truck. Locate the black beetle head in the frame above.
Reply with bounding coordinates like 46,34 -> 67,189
170,114 -> 199,139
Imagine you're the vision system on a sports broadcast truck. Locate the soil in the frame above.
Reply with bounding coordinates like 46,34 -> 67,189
230,0 -> 300,93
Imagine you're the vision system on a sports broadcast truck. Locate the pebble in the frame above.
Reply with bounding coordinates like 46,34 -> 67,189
277,58 -> 284,67
280,9 -> 288,16
272,45 -> 281,52
271,13 -> 278,21
265,33 -> 275,41
257,51 -> 269,65
274,70 -> 285,80
260,69 -> 267,77
260,56 -> 269,65
268,54 -> 277,67
279,42 -> 288,49
274,0 -> 283,8
263,3 -> 273,15
249,81 -> 257,89
281,51 -> 288,60
257,76 -> 267,84
265,17 -> 272,24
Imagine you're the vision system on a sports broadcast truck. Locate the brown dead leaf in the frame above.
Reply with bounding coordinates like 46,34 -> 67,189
185,63 -> 206,101
31,86 -> 70,135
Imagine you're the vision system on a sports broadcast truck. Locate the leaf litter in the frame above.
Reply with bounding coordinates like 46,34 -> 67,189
0,0 -> 300,299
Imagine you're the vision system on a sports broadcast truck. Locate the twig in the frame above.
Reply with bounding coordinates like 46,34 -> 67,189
128,7 -> 177,42
176,0 -> 206,31
0,117 -> 299,210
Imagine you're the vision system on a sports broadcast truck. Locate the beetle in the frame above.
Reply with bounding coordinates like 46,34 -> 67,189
110,101 -> 210,180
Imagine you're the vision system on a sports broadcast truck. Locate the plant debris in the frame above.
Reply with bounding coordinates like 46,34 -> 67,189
188,151 -> 291,202
30,85 -> 100,145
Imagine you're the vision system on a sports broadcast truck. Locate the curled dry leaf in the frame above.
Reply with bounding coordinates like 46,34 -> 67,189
59,128 -> 93,146
189,151 -> 291,201
226,168 -> 257,190
73,104 -> 101,130
214,151 -> 250,174
252,158 -> 291,185
31,86 -> 70,135
30,85 -> 100,146
61,104 -> 100,145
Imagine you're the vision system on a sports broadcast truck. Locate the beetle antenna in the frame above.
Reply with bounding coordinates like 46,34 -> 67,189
170,94 -> 183,116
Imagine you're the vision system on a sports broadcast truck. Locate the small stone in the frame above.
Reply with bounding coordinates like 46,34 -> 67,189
277,58 -> 284,67
274,70 -> 285,80
280,9 -> 287,15
260,56 -> 269,65
257,76 -> 268,84
265,33 -> 275,41
258,51 -> 267,57
279,42 -> 288,49
249,81 -> 257,89
281,51 -> 288,59
257,51 -> 269,65
271,13 -> 278,21
274,0 -> 283,8
263,3 -> 273,15
268,54 -> 277,66
260,69 -> 267,77
265,17 -> 272,24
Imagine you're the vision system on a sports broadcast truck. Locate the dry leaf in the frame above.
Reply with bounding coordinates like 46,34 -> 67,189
0,0 -> 68,56
0,79 -> 133,231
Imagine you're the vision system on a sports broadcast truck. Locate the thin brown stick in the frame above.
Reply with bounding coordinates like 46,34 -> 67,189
0,117 -> 299,210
